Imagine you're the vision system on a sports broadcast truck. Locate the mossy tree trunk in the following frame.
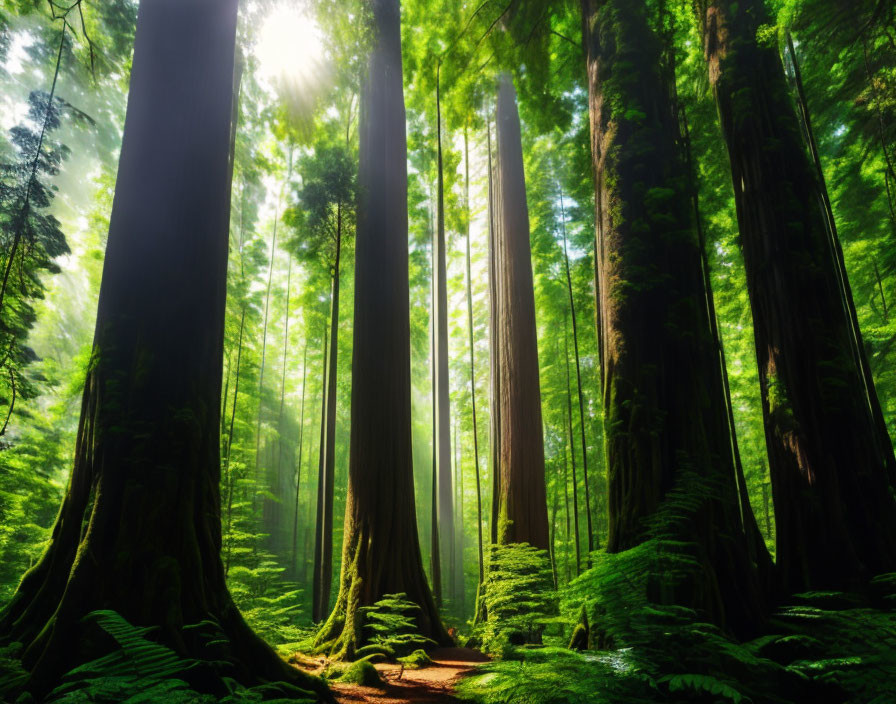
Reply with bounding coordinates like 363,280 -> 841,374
492,74 -> 549,551
700,0 -> 896,594
315,0 -> 449,659
581,0 -> 765,637
0,2 -> 328,699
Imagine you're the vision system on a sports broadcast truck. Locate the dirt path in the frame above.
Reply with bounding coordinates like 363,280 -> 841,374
326,647 -> 488,704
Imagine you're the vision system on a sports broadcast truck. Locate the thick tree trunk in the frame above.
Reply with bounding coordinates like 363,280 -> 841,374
700,0 -> 896,594
315,0 -> 448,659
581,0 -> 764,637
492,74 -> 549,551
434,62 -> 455,608
0,2 -> 328,699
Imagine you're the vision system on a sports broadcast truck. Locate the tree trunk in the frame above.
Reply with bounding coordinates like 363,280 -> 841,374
430,245 -> 442,606
312,329 -> 329,622
313,209 -> 342,622
223,308 -> 246,576
293,345 -> 308,581
434,61 -> 455,609
463,125 -> 485,591
486,117 -> 500,550
0,2 -> 328,699
273,258 -> 293,540
700,0 -> 896,593
315,0 -> 448,658
581,0 -> 765,637
560,192 -> 593,558
564,317 -> 581,575
492,74 -> 549,551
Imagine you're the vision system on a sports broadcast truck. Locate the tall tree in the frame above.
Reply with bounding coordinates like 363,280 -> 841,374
0,1 -> 326,698
287,142 -> 355,621
315,0 -> 449,658
492,73 -> 549,550
433,59 -> 456,607
699,0 -> 896,593
581,0 -> 765,636
463,124 -> 485,594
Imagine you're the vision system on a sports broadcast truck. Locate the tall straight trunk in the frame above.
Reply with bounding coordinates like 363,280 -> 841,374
273,258 -> 294,538
486,118 -> 501,549
433,61 -> 455,607
223,308 -> 246,576
700,0 -> 896,593
476,116 -> 498,625
293,345 -> 308,581
312,330 -> 329,622
313,207 -> 343,622
254,148 -> 294,503
559,191 -> 594,557
492,74 -> 549,550
0,3 -> 328,699
463,125 -> 485,589
563,421 -> 571,583
430,242 -> 442,606
581,0 -> 764,637
564,318 -> 581,575
454,418 -> 465,614
678,98 -> 775,592
316,0 -> 448,658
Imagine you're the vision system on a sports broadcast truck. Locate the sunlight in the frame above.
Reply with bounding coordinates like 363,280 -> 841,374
255,4 -> 324,91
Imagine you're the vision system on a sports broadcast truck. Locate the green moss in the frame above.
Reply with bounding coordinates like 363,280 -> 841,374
336,660 -> 382,687
397,649 -> 433,669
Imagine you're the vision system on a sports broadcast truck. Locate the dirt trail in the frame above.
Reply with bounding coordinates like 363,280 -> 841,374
327,647 -> 488,704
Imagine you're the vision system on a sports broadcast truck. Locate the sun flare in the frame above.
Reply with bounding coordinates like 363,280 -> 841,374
255,4 -> 325,90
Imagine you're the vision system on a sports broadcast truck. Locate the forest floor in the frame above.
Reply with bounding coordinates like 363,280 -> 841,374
321,648 -> 488,704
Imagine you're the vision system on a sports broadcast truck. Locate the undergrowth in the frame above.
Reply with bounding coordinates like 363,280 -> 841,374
0,610 -> 327,703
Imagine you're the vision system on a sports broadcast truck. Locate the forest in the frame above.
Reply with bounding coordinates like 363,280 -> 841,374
0,0 -> 895,702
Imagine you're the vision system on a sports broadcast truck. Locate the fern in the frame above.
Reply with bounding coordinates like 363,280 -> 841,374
359,593 -> 436,657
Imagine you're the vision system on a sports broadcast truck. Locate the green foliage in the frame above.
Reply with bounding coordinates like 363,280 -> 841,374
479,543 -> 559,653
335,659 -> 382,687
359,593 -> 436,657
397,649 -> 432,669
36,610 -> 323,704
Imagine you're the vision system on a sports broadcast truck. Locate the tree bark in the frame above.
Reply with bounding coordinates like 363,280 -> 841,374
464,124 -> 485,592
434,61 -> 455,609
0,2 -> 328,699
492,74 -> 549,551
564,316 -> 581,574
560,191 -> 593,558
313,207 -> 342,622
312,329 -> 329,621
581,0 -> 765,637
315,0 -> 448,658
293,345 -> 308,581
700,0 -> 896,594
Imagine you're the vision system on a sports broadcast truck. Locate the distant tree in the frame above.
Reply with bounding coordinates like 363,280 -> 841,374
0,89 -> 71,442
286,140 -> 356,622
